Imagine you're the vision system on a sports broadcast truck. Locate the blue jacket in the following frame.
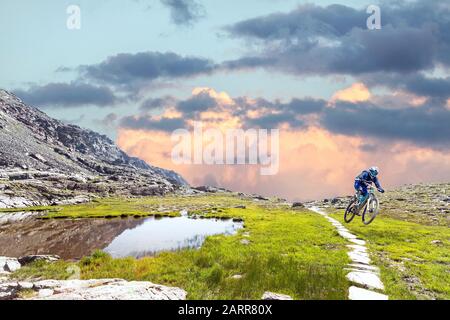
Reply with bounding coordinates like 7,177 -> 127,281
355,170 -> 382,189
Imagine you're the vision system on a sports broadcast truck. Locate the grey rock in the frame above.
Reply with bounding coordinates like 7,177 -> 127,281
0,257 -> 21,273
18,255 -> 60,266
292,202 -> 305,208
262,292 -> 293,300
348,286 -> 388,300
30,279 -> 186,300
0,89 -> 189,208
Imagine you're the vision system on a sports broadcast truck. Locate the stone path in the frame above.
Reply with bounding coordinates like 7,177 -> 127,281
308,206 -> 388,300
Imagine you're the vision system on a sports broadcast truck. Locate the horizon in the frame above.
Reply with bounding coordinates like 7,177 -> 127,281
1,0 -> 450,201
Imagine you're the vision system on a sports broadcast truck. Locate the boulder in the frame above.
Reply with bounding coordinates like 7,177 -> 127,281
18,255 -> 60,266
30,279 -> 187,300
0,257 -> 21,273
292,202 -> 305,208
262,292 -> 293,300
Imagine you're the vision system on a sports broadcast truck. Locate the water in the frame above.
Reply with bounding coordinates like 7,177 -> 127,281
0,214 -> 243,260
104,216 -> 243,258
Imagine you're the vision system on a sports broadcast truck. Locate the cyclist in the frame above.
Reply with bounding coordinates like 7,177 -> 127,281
354,166 -> 385,205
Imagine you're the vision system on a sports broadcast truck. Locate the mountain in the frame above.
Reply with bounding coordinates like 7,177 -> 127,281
0,89 -> 188,208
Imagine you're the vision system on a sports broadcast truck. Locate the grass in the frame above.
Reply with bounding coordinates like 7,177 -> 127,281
330,210 -> 450,300
12,194 -> 350,300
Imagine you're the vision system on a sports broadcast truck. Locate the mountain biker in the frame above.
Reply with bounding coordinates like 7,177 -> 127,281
354,166 -> 385,204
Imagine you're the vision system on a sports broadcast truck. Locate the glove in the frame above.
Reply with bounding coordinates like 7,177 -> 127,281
378,188 -> 385,193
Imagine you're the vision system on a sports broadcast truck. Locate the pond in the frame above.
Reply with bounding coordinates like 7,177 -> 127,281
0,213 -> 243,260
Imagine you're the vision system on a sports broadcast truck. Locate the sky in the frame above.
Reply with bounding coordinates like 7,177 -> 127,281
1,0 -> 450,200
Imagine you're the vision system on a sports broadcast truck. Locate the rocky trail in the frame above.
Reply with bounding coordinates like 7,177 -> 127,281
308,206 -> 388,300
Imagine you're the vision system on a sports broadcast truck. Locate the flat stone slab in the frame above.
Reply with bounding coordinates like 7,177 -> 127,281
338,230 -> 357,240
347,271 -> 384,291
347,245 -> 367,252
349,286 -> 388,300
348,238 -> 366,246
1,279 -> 187,300
348,263 -> 380,273
262,292 -> 293,300
348,251 -> 371,265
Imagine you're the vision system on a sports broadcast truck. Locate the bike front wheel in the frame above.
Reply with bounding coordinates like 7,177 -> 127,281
344,197 -> 358,223
362,194 -> 379,225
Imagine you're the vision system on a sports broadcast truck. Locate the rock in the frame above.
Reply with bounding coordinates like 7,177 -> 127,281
240,239 -> 250,245
8,172 -> 31,181
0,282 -> 19,300
231,275 -> 243,280
38,289 -> 54,298
18,255 -> 60,266
262,292 -> 293,300
0,89 -> 188,209
346,271 -> 384,291
234,205 -> 246,209
331,198 -> 340,204
0,257 -> 21,273
18,282 -> 34,290
0,278 -> 187,300
348,286 -> 388,300
30,279 -> 186,300
430,240 -> 443,245
30,153 -> 46,163
253,195 -> 269,201
292,202 -> 305,208
348,251 -> 371,265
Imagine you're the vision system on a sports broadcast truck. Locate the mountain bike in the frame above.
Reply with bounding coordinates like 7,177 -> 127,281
344,185 -> 380,225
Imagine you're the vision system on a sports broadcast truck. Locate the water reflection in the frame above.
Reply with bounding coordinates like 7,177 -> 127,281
0,214 -> 243,259
104,216 -> 243,258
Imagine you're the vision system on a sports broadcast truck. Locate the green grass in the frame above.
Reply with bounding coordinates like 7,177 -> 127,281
12,195 -> 350,300
330,210 -> 450,300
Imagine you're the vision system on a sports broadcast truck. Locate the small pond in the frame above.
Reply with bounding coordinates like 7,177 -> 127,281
0,213 -> 243,260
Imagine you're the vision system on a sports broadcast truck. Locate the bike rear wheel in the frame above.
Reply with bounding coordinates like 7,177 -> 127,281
362,194 -> 379,225
344,197 -> 358,223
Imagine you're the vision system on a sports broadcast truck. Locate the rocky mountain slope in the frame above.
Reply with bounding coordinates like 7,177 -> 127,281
0,89 -> 188,208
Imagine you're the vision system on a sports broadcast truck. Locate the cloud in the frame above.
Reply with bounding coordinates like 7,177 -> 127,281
120,115 -> 187,132
117,125 -> 450,201
80,51 -> 216,91
321,100 -> 450,148
122,87 -> 327,134
224,1 -> 449,76
176,90 -> 218,115
160,0 -> 205,26
364,73 -> 450,102
140,96 -> 176,111
114,86 -> 450,200
331,83 -> 371,103
13,82 -> 118,108
123,85 -> 450,149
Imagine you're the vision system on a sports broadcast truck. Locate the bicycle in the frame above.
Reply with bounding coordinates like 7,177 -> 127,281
344,184 -> 380,225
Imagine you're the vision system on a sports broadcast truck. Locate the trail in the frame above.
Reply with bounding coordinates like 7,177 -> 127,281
308,206 -> 388,300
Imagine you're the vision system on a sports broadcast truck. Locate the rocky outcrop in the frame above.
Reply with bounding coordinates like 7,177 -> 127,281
0,279 -> 187,300
0,89 -> 189,208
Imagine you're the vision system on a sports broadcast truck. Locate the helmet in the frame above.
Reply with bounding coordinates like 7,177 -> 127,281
369,166 -> 379,177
